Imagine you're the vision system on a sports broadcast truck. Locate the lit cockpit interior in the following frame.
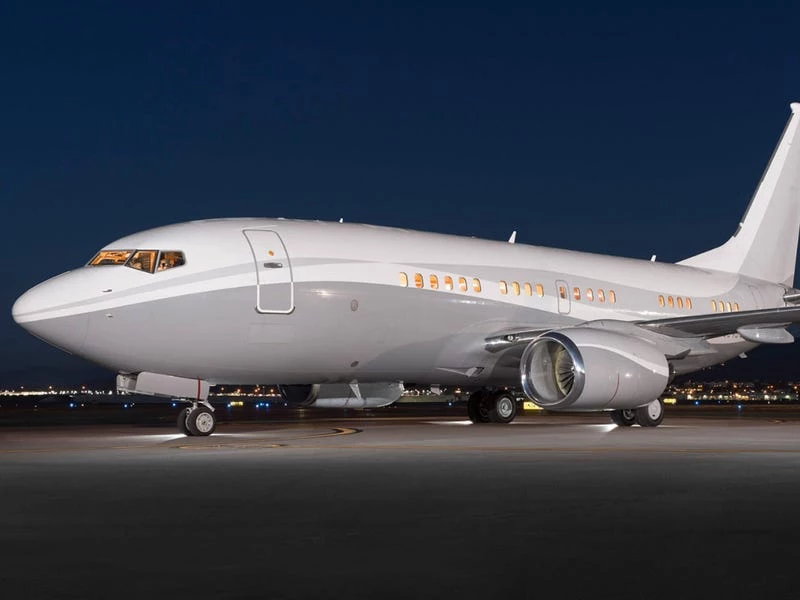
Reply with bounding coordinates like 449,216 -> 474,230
88,250 -> 186,273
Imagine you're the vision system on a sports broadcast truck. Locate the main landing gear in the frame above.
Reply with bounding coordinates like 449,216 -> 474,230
609,398 -> 665,428
467,390 -> 518,424
177,401 -> 217,436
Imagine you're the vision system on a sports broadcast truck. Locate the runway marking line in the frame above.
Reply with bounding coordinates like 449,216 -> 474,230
174,426 -> 360,450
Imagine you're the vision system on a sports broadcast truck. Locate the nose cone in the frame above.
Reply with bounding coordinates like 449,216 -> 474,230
13,276 -> 90,355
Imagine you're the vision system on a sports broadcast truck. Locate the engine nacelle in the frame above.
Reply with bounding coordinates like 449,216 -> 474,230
520,328 -> 669,410
277,382 -> 405,408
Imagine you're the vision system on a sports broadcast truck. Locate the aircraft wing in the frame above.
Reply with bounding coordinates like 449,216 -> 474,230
636,306 -> 800,340
484,306 -> 800,357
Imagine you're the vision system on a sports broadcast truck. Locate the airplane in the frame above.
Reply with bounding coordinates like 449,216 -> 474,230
12,103 -> 800,436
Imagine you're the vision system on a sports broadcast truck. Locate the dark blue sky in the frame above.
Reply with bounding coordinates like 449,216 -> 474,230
2,1 -> 798,375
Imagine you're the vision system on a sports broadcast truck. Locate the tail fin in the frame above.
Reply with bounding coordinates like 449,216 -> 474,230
678,103 -> 800,286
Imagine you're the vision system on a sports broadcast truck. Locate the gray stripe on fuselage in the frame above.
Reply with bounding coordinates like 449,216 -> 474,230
66,281 -> 573,385
38,279 -> 749,388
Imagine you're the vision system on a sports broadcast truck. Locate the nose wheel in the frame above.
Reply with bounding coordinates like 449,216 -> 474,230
177,401 -> 217,436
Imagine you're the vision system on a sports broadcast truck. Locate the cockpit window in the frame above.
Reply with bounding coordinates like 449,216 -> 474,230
157,251 -> 186,271
87,249 -> 186,273
127,250 -> 158,273
88,250 -> 133,266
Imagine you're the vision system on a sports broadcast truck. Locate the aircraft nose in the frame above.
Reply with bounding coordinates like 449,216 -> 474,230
12,284 -> 51,324
13,279 -> 89,355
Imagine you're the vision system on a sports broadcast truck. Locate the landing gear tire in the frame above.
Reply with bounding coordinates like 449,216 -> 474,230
635,398 -> 665,427
609,409 -> 636,427
186,406 -> 217,436
177,407 -> 192,436
488,392 -> 517,424
467,391 -> 491,424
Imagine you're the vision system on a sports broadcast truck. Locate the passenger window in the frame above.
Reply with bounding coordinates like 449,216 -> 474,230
586,288 -> 594,301
512,281 -> 520,296
499,281 -> 508,295
444,276 -> 453,291
667,296 -> 674,308
711,300 -> 717,312
573,287 -> 581,301
559,286 -> 567,300
127,250 -> 158,273
156,251 -> 186,272
399,272 -> 408,287
458,277 -> 468,292
414,273 -> 424,289
718,300 -> 725,312
472,278 -> 482,293
726,301 -> 732,313
658,295 -> 665,307
524,283 -> 533,296
677,297 -> 683,309
430,274 -> 439,290
597,289 -> 605,303
535,283 -> 544,298
608,290 -> 616,304
734,302 -> 740,312
686,298 -> 693,309
88,249 -> 133,266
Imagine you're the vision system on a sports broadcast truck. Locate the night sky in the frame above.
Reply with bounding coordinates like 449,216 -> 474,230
2,1 -> 799,378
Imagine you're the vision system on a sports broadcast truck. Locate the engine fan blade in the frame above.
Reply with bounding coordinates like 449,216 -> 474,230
554,346 -> 575,396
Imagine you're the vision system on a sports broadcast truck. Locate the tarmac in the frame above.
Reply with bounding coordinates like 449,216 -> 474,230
2,408 -> 800,599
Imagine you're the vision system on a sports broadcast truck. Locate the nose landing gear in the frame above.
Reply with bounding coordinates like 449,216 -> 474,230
177,401 -> 217,436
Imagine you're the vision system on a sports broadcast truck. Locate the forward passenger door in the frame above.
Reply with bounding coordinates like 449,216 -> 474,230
243,229 -> 294,314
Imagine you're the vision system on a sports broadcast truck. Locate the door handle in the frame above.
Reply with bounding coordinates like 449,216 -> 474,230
263,262 -> 283,268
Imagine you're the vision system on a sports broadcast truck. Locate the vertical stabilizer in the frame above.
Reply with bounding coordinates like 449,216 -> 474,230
678,103 -> 800,286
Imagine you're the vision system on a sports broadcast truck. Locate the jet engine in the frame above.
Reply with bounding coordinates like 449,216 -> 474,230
520,328 -> 669,410
277,382 -> 405,408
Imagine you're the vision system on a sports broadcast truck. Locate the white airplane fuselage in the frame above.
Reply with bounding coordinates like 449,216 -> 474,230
13,104 -> 800,434
11,218 -> 786,387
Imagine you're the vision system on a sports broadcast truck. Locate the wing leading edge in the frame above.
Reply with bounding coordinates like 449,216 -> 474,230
484,306 -> 800,361
636,306 -> 800,340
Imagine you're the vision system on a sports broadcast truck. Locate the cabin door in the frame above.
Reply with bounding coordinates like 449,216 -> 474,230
243,229 -> 295,314
555,280 -> 571,314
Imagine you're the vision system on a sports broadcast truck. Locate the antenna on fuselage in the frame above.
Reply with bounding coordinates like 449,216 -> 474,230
339,218 -> 344,223
650,254 -> 657,262
508,231 -> 517,243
